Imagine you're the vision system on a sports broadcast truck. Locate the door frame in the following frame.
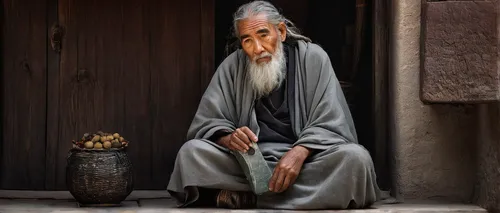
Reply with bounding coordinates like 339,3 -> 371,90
372,0 -> 393,192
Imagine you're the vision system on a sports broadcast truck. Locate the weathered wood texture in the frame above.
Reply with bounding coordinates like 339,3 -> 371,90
47,0 -> 209,190
148,0 -> 203,189
44,0 -> 61,191
2,0 -> 213,190
201,0 -> 215,93
1,0 -> 48,189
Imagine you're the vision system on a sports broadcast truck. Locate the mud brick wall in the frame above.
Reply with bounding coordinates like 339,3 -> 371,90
393,0 -> 500,209
420,0 -> 499,103
392,0 -> 477,202
476,103 -> 500,213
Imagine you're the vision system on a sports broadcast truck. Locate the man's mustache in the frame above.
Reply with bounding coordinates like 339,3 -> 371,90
254,52 -> 272,61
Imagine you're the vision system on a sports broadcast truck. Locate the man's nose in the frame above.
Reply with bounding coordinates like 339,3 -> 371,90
253,41 -> 264,55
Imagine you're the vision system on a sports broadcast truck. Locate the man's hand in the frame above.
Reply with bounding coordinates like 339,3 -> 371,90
217,126 -> 258,153
269,145 -> 310,193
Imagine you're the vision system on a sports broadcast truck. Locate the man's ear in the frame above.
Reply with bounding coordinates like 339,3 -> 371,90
277,22 -> 287,41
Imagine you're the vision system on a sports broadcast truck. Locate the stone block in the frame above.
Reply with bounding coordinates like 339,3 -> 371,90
231,142 -> 272,195
421,1 -> 499,103
138,198 -> 177,208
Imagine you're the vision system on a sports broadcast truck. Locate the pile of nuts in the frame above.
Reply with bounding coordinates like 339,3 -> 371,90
72,131 -> 129,150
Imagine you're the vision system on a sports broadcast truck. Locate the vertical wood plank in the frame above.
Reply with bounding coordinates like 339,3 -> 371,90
200,0 -> 215,92
49,0 -> 79,190
52,0 -> 132,189
45,0 -> 60,190
120,0 -> 153,189
149,0 -> 202,189
373,0 -> 391,190
1,0 -> 47,189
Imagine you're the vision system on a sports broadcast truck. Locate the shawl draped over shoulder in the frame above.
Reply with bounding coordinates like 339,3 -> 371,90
187,40 -> 358,150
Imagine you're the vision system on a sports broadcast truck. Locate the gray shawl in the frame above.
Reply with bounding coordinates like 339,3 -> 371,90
187,40 -> 358,150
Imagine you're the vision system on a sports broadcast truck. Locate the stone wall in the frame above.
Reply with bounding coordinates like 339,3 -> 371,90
392,0 -> 500,210
476,104 -> 500,212
474,1 -> 500,212
390,0 -> 478,202
420,1 -> 499,103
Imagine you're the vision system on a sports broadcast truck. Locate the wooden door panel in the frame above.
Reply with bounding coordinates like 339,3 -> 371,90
119,0 -> 155,190
148,0 -> 202,189
1,0 -> 48,189
49,0 -> 207,189
48,0 -> 92,190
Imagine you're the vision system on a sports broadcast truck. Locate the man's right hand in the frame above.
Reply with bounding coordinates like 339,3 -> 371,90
217,126 -> 258,153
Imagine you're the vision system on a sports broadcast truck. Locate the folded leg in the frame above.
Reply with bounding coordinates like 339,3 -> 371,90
257,143 -> 380,210
167,139 -> 251,207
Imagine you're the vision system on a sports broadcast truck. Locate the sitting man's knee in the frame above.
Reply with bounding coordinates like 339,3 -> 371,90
337,144 -> 373,168
177,139 -> 205,157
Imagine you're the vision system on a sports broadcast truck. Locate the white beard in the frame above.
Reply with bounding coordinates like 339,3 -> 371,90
246,40 -> 286,98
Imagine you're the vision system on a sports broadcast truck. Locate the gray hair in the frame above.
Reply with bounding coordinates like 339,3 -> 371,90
232,1 -> 311,43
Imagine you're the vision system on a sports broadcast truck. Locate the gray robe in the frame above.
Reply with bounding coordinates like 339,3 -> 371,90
167,40 -> 380,210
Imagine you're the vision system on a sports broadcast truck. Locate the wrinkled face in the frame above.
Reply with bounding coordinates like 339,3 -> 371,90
237,14 -> 288,98
237,14 -> 287,64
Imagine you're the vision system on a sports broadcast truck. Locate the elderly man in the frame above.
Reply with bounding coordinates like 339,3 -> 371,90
167,0 -> 380,210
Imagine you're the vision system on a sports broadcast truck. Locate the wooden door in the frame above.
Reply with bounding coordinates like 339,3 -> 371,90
1,0 -> 49,190
2,0 -> 214,190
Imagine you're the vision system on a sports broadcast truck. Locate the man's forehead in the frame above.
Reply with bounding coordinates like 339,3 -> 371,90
238,14 -> 272,34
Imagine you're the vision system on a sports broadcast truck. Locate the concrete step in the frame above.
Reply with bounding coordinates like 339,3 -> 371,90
0,190 -> 488,213
0,198 -> 487,213
370,201 -> 487,213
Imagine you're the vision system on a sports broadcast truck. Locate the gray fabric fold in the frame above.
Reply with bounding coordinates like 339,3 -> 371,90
168,140 -> 380,209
